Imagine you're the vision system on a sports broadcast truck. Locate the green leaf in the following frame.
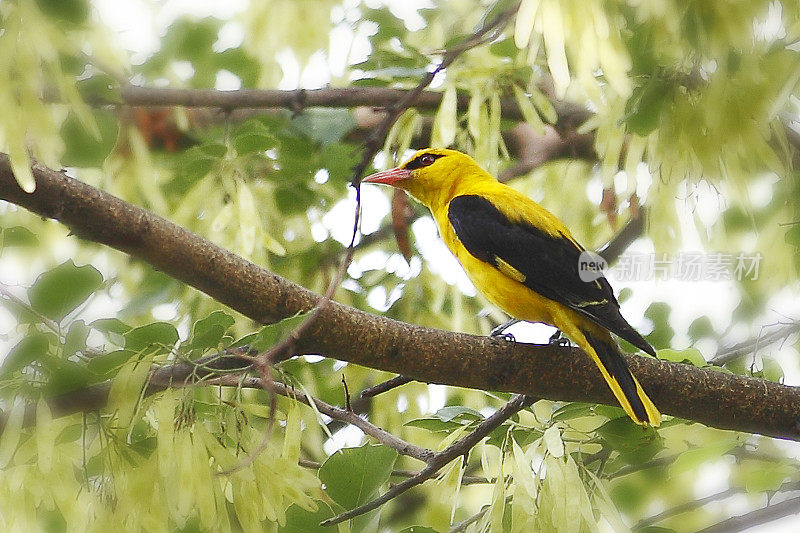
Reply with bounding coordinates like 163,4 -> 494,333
124,322 -> 179,353
60,110 -> 120,168
233,120 -> 277,154
404,418 -> 464,433
28,261 -> 103,322
319,444 -> 398,510
756,356 -> 784,383
669,440 -> 738,476
432,405 -> 484,423
249,312 -> 311,352
178,143 -> 226,183
688,316 -> 715,342
87,349 -> 133,378
398,528 -> 439,533
597,416 -> 662,464
2,226 -> 39,247
89,318 -> 131,335
45,359 -> 93,395
486,427 -> 542,448
197,142 -> 228,158
290,109 -> 356,146
185,310 -> 235,352
551,402 -> 596,422
658,348 -> 706,367
624,76 -> 670,136
489,38 -> 518,57
35,0 -> 88,24
63,319 -> 90,358
363,8 -> 407,40
405,405 -> 484,433
785,223 -> 800,249
1,332 -> 50,377
76,75 -> 123,104
218,48 -> 261,88
278,503 -> 337,532
644,302 -> 674,349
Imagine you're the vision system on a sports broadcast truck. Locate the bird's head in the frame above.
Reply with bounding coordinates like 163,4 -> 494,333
362,148 -> 491,208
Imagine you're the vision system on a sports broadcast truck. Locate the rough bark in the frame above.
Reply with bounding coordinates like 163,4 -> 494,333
2,154 -> 800,440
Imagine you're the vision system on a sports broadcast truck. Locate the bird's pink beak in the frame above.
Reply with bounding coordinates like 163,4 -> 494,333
361,167 -> 412,186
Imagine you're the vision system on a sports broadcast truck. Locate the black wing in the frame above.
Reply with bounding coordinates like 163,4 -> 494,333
448,194 -> 655,356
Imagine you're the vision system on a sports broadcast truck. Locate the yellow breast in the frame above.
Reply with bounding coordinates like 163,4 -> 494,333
434,207 -> 559,326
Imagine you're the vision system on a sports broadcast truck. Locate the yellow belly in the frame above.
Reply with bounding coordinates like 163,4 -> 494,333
456,248 -> 556,324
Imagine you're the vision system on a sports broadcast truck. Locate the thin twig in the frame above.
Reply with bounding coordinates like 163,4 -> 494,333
342,375 -> 352,412
349,0 -> 520,186
449,496 -> 514,533
694,492 -> 800,533
709,321 -> 800,366
360,376 -> 414,399
298,458 -> 489,485
607,444 -> 800,481
636,487 -> 738,529
596,207 -> 647,265
320,394 -> 536,526
201,374 -> 435,464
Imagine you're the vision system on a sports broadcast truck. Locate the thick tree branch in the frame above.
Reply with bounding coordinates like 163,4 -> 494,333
2,155 -> 800,440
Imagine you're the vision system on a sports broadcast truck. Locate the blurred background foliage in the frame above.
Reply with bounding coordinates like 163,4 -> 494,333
0,0 -> 799,531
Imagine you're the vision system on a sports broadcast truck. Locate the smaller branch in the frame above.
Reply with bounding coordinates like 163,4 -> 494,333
0,282 -> 61,335
349,0 -> 519,186
342,374 -> 352,412
635,487 -> 739,529
320,394 -> 535,526
695,493 -> 800,533
202,374 -> 434,463
608,444 -> 800,481
360,375 -> 414,399
709,321 -> 800,366
596,207 -> 647,265
498,123 -> 595,182
606,453 -> 674,480
298,458 -> 488,485
449,496 -> 513,533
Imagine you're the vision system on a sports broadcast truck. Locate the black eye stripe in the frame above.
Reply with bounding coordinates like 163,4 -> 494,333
405,152 -> 445,170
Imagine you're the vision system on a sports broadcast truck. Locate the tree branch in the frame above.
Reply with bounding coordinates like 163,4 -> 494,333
636,480 -> 800,530
695,493 -> 800,533
200,373 -> 434,463
320,394 -> 535,526
710,321 -> 800,366
2,155 -> 800,440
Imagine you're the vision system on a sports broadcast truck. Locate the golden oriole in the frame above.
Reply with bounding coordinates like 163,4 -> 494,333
363,148 -> 661,426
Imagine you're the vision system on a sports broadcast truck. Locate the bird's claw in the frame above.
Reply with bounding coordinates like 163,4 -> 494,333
491,332 -> 516,344
548,330 -> 570,346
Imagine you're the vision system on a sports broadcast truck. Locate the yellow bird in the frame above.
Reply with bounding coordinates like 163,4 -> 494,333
362,148 -> 661,426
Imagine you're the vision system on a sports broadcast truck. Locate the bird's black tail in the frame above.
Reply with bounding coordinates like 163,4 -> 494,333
582,330 -> 661,426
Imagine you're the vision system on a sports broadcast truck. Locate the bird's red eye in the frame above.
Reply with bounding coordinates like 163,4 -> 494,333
420,154 -> 435,166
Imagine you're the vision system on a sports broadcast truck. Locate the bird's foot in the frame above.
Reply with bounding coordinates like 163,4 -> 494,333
548,329 -> 571,347
492,332 -> 516,344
